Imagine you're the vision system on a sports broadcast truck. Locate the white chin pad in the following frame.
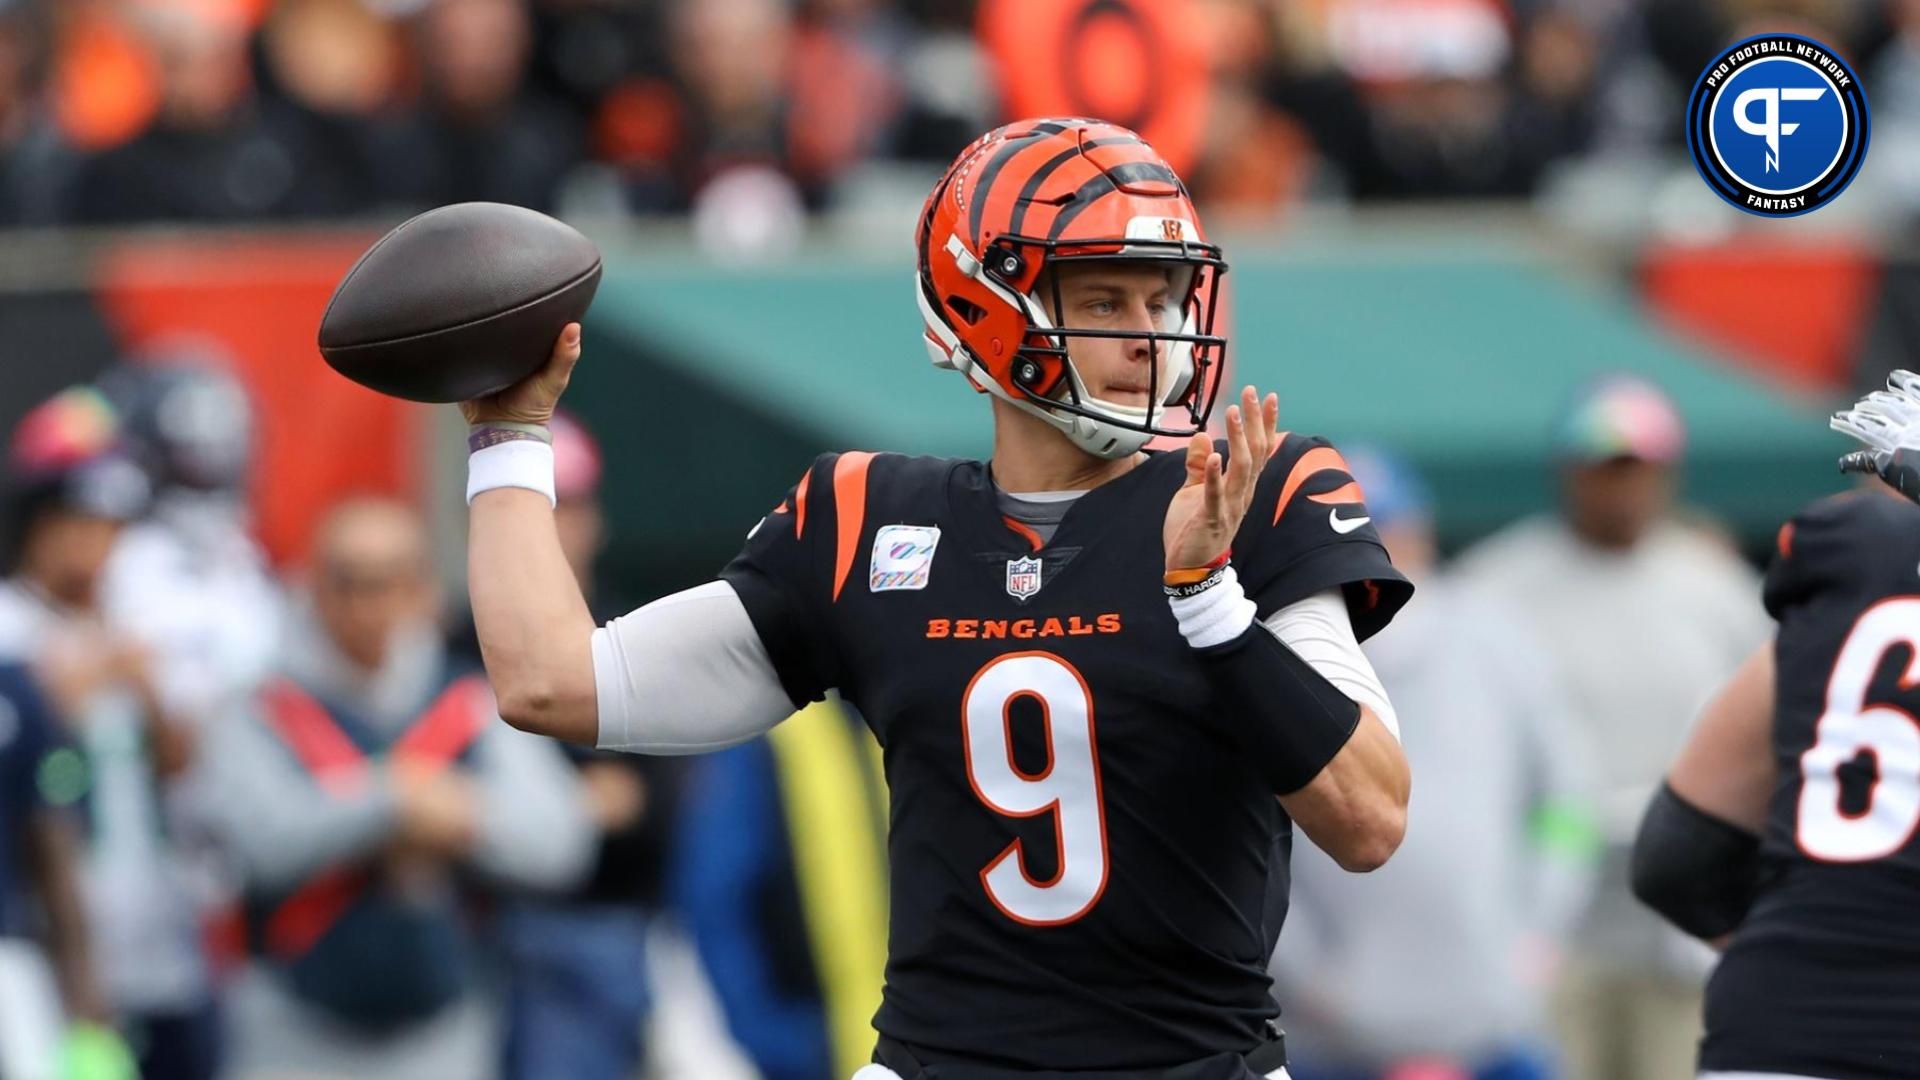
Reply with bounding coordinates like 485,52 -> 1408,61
1161,300 -> 1200,402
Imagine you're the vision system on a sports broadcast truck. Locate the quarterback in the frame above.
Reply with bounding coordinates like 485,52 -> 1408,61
460,119 -> 1413,1079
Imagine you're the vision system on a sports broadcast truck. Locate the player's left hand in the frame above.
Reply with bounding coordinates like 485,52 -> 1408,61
1833,370 -> 1920,503
1163,385 -> 1280,572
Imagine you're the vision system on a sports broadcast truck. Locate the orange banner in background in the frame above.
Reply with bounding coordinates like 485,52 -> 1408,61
95,237 -> 421,566
1641,240 -> 1877,394
980,0 -> 1212,177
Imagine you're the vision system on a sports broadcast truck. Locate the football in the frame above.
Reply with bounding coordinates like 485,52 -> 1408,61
317,202 -> 602,403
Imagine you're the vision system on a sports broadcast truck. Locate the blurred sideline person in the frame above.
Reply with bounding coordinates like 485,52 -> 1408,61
209,498 -> 592,1080
95,350 -> 285,986
97,349 -> 283,743
459,118 -> 1413,1078
0,661 -> 136,1080
0,389 -> 218,1080
1276,447 -> 1597,1080
1453,375 -> 1768,1080
672,696 -> 888,1080
495,412 -> 683,1080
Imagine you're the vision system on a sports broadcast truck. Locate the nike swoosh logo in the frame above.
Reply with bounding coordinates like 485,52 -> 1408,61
1329,508 -> 1371,534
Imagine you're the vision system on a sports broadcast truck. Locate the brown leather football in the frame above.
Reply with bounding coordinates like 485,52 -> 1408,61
318,203 -> 602,403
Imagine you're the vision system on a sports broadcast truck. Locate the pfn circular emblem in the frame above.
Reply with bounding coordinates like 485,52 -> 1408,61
1686,34 -> 1869,217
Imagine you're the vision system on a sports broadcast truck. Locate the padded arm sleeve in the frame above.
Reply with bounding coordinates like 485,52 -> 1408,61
1263,590 -> 1397,740
591,581 -> 797,754
1630,782 -> 1765,939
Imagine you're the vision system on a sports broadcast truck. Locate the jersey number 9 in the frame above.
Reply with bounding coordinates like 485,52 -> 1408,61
962,651 -> 1110,926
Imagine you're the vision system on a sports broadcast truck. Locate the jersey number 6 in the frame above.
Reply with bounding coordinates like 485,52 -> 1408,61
961,651 -> 1110,925
1798,597 -> 1920,862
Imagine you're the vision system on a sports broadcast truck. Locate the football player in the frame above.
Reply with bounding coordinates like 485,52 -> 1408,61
95,352 -> 283,727
1629,376 -> 1920,1078
460,118 -> 1413,1079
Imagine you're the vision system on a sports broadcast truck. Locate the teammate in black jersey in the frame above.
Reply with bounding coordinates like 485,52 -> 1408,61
458,118 -> 1413,1079
1633,395 -> 1920,1077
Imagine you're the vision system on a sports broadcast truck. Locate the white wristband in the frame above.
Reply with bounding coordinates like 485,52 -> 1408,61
1168,565 -> 1257,649
467,440 -> 556,507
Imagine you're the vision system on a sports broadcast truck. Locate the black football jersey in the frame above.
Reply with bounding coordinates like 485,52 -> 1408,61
719,435 -> 1411,1071
1701,490 -> 1920,1079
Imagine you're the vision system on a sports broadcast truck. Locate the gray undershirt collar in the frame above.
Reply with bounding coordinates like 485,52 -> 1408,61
993,486 -> 1086,545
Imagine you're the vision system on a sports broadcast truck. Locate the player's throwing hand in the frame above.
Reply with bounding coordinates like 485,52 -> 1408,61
1833,370 -> 1920,503
1163,385 -> 1280,572
459,323 -> 583,428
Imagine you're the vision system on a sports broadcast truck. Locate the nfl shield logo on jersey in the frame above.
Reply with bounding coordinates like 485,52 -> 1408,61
1005,555 -> 1043,601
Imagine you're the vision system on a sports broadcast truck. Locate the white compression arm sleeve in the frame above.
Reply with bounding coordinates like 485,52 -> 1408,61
590,580 -> 798,753
1263,589 -> 1399,740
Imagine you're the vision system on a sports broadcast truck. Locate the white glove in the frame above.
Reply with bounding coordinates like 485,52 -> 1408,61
1832,371 -> 1920,502
1833,370 -> 1920,461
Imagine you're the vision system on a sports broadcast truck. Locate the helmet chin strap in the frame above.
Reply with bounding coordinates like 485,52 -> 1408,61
1032,401 -> 1155,461
985,366 -> 1159,460
950,341 -> 1154,460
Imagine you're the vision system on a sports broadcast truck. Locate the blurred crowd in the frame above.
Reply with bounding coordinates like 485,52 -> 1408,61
3,0 -> 1920,236
0,357 -> 690,1080
0,348 -> 1784,1080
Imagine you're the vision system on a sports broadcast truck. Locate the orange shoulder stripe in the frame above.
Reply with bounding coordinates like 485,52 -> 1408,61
1777,521 -> 1794,559
794,468 -> 812,539
1273,446 -> 1352,525
831,452 -> 877,602
1306,480 -> 1366,506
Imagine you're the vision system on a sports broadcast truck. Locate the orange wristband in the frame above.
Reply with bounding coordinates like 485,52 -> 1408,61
1163,550 -> 1230,587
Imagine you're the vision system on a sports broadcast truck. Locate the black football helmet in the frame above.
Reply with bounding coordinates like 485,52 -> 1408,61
96,341 -> 253,497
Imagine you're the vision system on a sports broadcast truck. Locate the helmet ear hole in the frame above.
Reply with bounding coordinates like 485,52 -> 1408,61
947,296 -> 987,325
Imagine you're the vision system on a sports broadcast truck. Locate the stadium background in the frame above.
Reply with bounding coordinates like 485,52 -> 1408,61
0,0 -> 1906,1077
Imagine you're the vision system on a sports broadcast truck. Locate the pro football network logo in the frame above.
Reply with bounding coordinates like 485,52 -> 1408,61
1686,34 -> 1869,217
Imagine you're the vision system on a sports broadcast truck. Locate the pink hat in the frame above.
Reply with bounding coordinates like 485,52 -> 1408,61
9,387 -> 119,478
551,410 -> 602,502
1552,374 -> 1686,465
